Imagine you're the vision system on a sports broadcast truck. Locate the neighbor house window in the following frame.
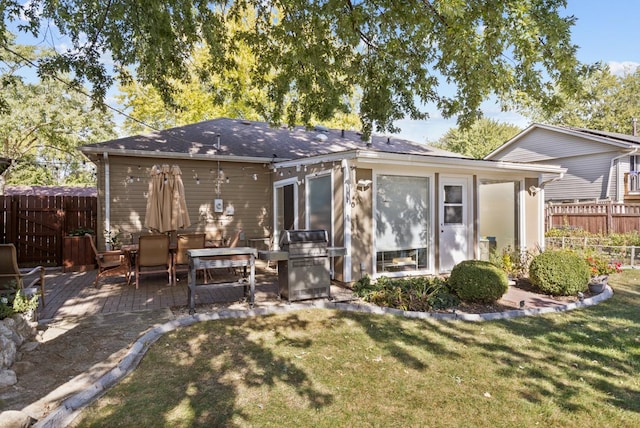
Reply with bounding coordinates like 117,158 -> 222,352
375,175 -> 430,273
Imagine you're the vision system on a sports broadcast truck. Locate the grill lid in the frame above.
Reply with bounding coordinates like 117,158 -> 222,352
279,229 -> 328,246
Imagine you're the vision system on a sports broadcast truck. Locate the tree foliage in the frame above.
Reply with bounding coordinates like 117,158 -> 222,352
0,36 -> 116,190
521,64 -> 640,134
1,0 -> 585,138
118,35 -> 362,134
432,118 -> 522,158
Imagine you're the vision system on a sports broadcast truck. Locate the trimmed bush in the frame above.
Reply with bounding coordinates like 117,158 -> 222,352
529,250 -> 590,296
448,260 -> 509,303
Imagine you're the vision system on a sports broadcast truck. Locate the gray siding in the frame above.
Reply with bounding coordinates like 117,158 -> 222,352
490,126 -> 636,202
538,152 -> 613,201
493,128 -> 615,163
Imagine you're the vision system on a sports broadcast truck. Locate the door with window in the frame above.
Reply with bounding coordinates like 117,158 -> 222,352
439,177 -> 469,272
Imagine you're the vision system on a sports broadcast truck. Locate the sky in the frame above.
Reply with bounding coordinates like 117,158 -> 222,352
393,0 -> 640,143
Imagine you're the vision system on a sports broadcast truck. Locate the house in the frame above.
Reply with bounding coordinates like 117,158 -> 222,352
485,123 -> 640,203
79,118 -> 564,283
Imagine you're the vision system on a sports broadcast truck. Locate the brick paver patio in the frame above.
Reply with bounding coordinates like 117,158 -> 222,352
37,261 -> 356,321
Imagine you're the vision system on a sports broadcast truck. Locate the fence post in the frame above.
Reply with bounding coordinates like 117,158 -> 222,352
607,201 -> 613,235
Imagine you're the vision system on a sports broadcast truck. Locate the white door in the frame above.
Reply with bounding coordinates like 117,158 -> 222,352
439,178 -> 469,272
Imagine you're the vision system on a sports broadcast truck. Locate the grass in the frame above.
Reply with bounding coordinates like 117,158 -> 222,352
74,271 -> 640,427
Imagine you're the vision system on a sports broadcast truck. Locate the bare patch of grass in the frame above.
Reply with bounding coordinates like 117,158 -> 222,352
74,271 -> 640,427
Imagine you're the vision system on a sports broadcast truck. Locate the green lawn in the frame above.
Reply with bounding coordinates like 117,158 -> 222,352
75,271 -> 640,427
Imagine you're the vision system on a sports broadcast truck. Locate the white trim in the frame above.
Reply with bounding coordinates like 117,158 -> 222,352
518,178 -> 526,253
104,152 -> 111,250
372,169 -> 436,277
81,148 -> 279,164
273,177 -> 298,250
341,159 -> 352,282
354,150 -> 566,174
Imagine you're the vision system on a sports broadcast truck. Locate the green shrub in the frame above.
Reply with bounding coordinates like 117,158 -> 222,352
529,250 -> 590,296
489,245 -> 538,279
0,292 -> 40,320
448,260 -> 509,303
352,275 -> 459,311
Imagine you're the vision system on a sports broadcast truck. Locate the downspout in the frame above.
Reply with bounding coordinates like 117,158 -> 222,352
605,147 -> 638,201
539,172 -> 565,190
341,159 -> 352,282
104,152 -> 111,250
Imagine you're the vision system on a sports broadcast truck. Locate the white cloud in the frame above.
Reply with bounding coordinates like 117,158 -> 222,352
608,61 -> 639,76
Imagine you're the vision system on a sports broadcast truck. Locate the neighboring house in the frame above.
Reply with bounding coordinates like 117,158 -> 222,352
79,118 -> 564,283
485,123 -> 640,203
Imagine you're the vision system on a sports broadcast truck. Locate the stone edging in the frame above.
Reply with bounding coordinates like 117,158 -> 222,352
34,286 -> 613,427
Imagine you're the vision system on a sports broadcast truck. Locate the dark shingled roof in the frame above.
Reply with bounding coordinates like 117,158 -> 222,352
562,126 -> 640,146
81,118 -> 464,160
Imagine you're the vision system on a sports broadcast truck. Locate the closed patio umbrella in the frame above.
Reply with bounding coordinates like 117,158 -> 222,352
168,165 -> 190,231
144,165 -> 164,231
144,164 -> 191,233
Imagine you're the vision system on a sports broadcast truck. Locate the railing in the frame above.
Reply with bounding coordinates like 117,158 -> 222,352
545,237 -> 640,268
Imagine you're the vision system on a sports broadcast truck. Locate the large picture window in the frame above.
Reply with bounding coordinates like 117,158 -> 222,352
375,175 -> 430,273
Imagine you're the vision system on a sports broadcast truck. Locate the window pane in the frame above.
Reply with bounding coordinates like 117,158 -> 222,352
308,175 -> 332,236
444,185 -> 462,203
444,206 -> 463,224
376,175 -> 430,272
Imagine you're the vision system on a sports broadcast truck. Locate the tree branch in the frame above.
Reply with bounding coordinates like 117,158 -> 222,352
344,0 -> 378,49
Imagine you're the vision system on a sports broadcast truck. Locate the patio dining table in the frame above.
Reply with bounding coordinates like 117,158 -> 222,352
187,247 -> 257,314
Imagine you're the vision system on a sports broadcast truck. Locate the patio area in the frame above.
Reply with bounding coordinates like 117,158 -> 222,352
37,261 -> 356,321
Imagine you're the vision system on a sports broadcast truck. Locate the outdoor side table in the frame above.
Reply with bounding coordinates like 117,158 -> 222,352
187,247 -> 257,314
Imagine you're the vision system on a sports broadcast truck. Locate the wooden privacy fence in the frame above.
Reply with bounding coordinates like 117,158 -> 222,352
0,195 -> 97,267
545,201 -> 640,235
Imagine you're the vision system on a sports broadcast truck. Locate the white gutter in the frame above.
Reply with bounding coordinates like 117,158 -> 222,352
341,159 -> 352,282
354,150 -> 566,174
605,147 -> 638,200
104,152 -> 111,250
80,147 -> 285,164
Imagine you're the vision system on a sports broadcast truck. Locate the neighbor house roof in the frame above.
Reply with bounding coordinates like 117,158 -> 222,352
485,122 -> 640,159
79,118 -> 466,162
4,185 -> 97,197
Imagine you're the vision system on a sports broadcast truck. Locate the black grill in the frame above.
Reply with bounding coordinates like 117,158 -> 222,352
277,230 -> 330,301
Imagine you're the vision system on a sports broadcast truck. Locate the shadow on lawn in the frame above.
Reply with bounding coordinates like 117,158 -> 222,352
441,279 -> 639,415
339,274 -> 640,418
78,313 -> 335,426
